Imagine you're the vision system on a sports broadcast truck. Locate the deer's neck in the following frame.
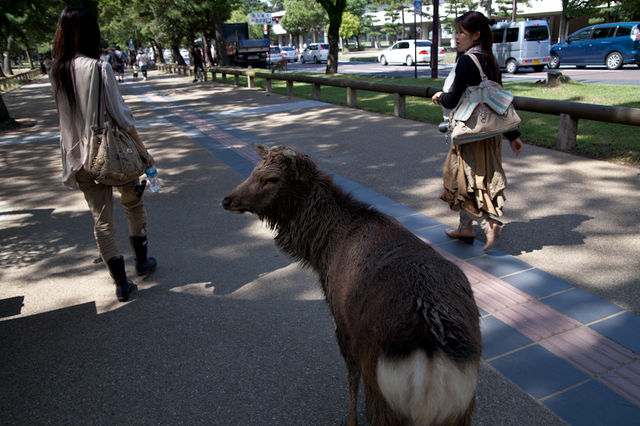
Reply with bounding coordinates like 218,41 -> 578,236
272,180 -> 359,277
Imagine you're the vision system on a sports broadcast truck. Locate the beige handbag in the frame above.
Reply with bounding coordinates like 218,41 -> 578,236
449,54 -> 521,144
86,62 -> 146,186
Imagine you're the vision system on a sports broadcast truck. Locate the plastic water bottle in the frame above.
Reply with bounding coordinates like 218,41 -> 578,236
145,165 -> 162,192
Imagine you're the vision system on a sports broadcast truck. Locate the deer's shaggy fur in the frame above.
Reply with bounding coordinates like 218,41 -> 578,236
223,144 -> 482,425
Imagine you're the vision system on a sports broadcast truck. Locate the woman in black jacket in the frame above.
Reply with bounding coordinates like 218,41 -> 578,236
432,11 -> 523,251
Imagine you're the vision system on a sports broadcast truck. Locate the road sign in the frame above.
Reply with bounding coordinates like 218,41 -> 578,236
414,0 -> 422,13
249,13 -> 272,25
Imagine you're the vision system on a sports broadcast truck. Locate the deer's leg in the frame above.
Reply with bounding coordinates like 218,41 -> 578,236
345,354 -> 361,426
335,327 -> 360,426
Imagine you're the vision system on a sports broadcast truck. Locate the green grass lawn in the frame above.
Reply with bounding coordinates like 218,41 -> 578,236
213,70 -> 640,166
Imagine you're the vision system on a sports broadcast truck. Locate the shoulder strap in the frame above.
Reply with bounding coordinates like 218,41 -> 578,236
465,53 -> 488,82
95,61 -> 104,128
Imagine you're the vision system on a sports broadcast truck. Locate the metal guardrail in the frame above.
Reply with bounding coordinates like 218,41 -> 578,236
0,68 -> 43,92
156,64 -> 640,150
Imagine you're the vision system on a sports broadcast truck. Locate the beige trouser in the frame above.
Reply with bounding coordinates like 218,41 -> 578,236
75,168 -> 147,262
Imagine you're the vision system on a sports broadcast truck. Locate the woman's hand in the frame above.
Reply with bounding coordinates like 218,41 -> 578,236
145,153 -> 155,168
127,125 -> 155,168
432,91 -> 443,105
510,138 -> 523,155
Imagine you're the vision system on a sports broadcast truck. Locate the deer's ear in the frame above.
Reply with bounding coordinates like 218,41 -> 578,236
253,143 -> 270,159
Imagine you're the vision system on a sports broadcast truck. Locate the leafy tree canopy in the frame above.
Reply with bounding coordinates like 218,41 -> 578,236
281,0 -> 328,36
339,11 -> 361,42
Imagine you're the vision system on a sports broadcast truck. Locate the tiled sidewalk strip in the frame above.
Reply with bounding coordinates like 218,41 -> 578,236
543,380 -> 640,425
599,361 -> 640,407
124,80 -> 640,421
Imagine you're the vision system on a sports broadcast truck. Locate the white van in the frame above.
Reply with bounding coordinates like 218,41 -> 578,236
492,20 -> 551,73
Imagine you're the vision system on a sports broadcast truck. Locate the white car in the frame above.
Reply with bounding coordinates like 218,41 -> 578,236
378,40 -> 446,66
162,47 -> 191,65
300,43 -> 329,63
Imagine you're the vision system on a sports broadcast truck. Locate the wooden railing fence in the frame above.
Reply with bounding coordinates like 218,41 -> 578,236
160,63 -> 640,151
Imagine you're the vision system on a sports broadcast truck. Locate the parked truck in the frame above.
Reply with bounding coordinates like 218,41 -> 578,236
222,23 -> 269,68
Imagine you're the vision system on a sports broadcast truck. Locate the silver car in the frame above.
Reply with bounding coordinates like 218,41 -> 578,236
280,46 -> 299,62
300,43 -> 329,63
492,20 -> 551,73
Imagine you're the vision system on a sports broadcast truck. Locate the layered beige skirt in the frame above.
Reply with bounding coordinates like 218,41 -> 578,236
441,135 -> 506,218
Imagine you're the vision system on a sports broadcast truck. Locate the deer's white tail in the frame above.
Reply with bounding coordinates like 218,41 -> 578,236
377,350 -> 478,425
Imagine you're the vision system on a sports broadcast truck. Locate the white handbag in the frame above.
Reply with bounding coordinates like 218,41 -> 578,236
449,53 -> 521,144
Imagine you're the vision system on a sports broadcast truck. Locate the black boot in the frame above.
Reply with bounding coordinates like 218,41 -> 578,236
106,256 -> 136,302
129,235 -> 157,276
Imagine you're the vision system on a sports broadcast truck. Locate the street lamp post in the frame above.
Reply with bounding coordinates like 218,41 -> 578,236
413,0 -> 422,79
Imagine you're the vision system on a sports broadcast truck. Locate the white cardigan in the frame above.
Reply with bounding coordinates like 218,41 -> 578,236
51,55 -> 135,187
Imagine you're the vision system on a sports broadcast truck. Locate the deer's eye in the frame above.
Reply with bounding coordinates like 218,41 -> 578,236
265,177 -> 279,185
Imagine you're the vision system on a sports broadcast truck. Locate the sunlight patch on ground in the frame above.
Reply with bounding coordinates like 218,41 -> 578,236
206,221 -> 275,260
169,263 -> 324,301
167,263 -> 323,302
241,219 -> 276,239
227,263 -> 322,301
366,162 -> 397,170
168,282 -> 215,297
402,130 -> 421,137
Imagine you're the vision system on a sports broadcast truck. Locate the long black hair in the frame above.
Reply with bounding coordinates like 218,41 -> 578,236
51,6 -> 101,112
455,11 -> 501,83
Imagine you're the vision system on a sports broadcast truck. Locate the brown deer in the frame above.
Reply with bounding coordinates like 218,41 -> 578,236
271,58 -> 288,73
222,144 -> 482,425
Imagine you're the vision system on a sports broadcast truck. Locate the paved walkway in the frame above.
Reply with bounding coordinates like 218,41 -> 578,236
1,70 -> 639,424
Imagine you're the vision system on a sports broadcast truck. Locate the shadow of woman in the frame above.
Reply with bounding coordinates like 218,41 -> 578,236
497,214 -> 592,255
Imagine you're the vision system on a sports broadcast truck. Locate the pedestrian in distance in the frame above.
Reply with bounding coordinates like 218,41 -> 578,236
136,48 -> 149,80
111,45 -> 126,82
432,10 -> 523,251
191,44 -> 204,83
50,6 -> 157,302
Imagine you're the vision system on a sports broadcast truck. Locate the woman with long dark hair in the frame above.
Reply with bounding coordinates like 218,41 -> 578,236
50,6 -> 157,302
432,11 -> 523,251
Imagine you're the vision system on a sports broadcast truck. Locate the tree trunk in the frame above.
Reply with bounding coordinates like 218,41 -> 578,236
0,93 -> 19,131
171,45 -> 187,65
201,31 -> 214,66
319,0 -> 346,74
431,0 -> 439,79
325,16 -> 341,73
151,39 -> 165,64
213,15 -> 229,66
511,0 -> 517,21
484,0 -> 492,18
23,37 -> 34,69
3,35 -> 14,76
559,0 -> 569,43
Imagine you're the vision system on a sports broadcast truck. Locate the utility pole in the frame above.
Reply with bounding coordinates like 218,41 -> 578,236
431,0 -> 439,79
